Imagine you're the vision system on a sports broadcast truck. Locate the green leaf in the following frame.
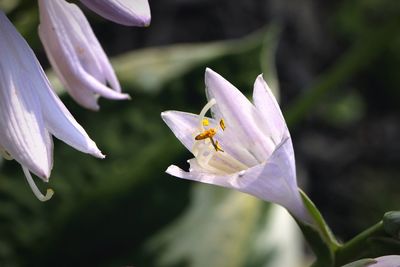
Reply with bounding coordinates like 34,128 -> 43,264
147,186 -> 265,267
260,24 -> 281,101
48,26 -> 280,95
0,0 -> 20,13
147,185 -> 305,267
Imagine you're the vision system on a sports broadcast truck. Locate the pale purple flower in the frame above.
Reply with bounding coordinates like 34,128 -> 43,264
342,256 -> 400,267
369,256 -> 400,267
38,0 -> 130,110
79,0 -> 151,27
0,11 -> 104,201
161,68 -> 311,223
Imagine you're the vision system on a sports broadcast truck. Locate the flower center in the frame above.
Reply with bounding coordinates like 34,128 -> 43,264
192,98 -> 248,174
195,126 -> 224,152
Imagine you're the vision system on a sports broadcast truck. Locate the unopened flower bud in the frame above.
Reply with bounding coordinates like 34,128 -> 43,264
383,211 -> 400,239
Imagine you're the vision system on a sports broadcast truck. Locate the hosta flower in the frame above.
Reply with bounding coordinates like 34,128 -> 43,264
80,0 -> 151,27
367,256 -> 400,267
38,0 -> 130,110
161,68 -> 311,223
342,255 -> 400,267
0,11 -> 104,201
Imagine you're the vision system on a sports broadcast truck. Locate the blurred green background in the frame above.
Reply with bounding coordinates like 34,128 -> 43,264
1,0 -> 400,266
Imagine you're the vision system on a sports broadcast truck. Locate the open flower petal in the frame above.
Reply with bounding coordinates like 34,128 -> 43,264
163,68 -> 311,224
80,0 -> 151,27
167,137 -> 310,223
205,68 -> 276,161
253,74 -> 287,144
161,111 -> 201,151
36,73 -> 104,158
38,0 -> 129,110
370,256 -> 400,267
0,11 -> 52,179
0,11 -> 103,198
342,255 -> 400,267
162,110 -> 259,169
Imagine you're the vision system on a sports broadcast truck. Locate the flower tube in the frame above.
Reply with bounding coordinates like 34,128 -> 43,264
80,0 -> 151,27
0,11 -> 103,201
38,0 -> 130,110
161,68 -> 311,224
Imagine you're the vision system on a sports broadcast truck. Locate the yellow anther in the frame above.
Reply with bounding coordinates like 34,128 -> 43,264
219,119 -> 226,131
202,118 -> 209,126
195,128 -> 216,140
212,140 -> 224,152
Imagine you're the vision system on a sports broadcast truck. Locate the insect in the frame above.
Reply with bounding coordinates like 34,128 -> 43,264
194,119 -> 226,152
195,128 -> 216,140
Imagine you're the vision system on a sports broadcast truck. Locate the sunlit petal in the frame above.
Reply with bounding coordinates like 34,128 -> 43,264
342,255 -> 400,267
163,68 -> 311,224
38,0 -> 128,110
253,74 -> 287,144
0,11 -> 103,199
80,0 -> 151,27
0,11 -> 52,179
205,68 -> 275,160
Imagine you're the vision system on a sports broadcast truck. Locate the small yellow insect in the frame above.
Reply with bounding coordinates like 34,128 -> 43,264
195,128 -> 216,140
194,128 -> 224,152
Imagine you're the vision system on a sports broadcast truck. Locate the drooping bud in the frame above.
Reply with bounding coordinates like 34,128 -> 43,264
383,211 -> 400,239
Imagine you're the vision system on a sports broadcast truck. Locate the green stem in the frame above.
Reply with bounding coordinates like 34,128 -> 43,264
294,190 -> 340,266
335,222 -> 385,266
299,190 -> 341,249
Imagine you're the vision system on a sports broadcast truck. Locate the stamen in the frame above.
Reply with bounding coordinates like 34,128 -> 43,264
22,166 -> 54,202
219,119 -> 226,131
192,142 -> 225,174
192,98 -> 250,174
198,98 -> 216,130
192,139 -> 248,174
211,139 -> 224,152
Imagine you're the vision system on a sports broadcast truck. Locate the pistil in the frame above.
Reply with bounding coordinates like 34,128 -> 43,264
22,166 -> 54,202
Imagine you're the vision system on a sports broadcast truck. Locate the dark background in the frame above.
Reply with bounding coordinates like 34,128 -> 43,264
1,0 -> 400,266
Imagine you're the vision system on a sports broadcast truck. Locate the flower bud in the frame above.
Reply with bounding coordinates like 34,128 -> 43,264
383,211 -> 400,239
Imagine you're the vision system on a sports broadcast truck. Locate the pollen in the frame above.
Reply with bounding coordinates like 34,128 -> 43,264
202,118 -> 209,126
219,119 -> 226,131
195,128 -> 216,140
